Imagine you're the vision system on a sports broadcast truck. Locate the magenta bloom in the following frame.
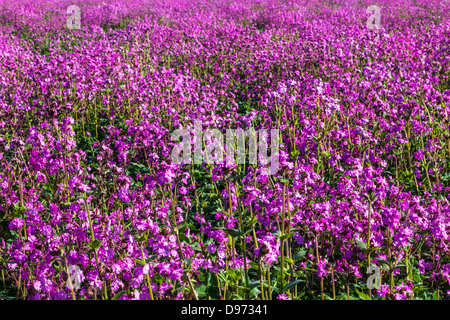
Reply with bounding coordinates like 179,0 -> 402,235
9,218 -> 24,230
377,285 -> 390,297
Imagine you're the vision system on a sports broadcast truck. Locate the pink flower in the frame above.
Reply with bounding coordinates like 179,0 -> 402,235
317,259 -> 328,278
377,285 -> 390,297
9,218 -> 23,230
207,243 -> 217,253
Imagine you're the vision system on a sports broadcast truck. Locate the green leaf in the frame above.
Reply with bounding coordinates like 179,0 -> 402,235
250,286 -> 261,297
176,221 -> 187,232
197,285 -> 207,297
206,275 -> 221,299
284,257 -> 294,265
111,291 -> 127,300
226,268 -> 241,281
191,242 -> 202,252
356,241 -> 367,251
12,204 -> 27,218
218,272 -> 226,282
231,293 -> 243,300
355,288 -> 370,300
134,234 -> 148,243
87,239 -> 102,250
245,216 -> 258,228
231,284 -> 248,292
249,280 -> 268,290
135,259 -> 146,266
413,269 -> 422,283
239,228 -> 252,239
293,249 -> 307,261
284,279 -> 305,292
279,232 -> 295,241
375,258 -> 389,266
249,261 -> 259,270
224,228 -> 242,238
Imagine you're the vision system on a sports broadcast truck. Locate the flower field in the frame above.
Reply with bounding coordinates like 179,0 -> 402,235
1,0 -> 450,300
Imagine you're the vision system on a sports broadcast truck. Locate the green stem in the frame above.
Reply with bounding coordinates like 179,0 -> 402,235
314,234 -> 324,300
16,269 -> 21,300
169,188 -> 198,300
65,258 -> 76,301
367,200 -> 372,299
259,261 -> 265,300
331,265 -> 336,300
236,192 -> 249,297
2,269 -> 6,292
141,245 -> 154,300
280,185 -> 286,292
85,199 -> 108,300
387,229 -> 394,298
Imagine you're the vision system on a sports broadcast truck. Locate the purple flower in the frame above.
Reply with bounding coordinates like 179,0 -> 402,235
9,218 -> 23,230
317,259 -> 328,278
413,149 -> 424,161
207,243 -> 217,253
277,293 -> 290,300
377,285 -> 390,297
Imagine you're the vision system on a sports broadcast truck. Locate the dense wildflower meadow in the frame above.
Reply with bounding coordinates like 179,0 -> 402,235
0,0 -> 450,301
